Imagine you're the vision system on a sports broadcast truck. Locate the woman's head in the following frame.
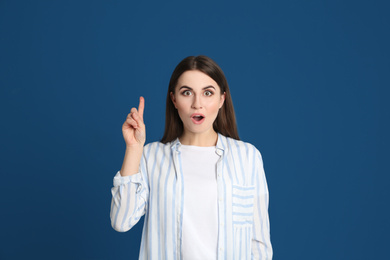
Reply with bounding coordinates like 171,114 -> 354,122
161,55 -> 239,143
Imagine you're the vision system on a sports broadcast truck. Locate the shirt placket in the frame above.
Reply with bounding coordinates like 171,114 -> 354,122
172,143 -> 184,260
216,147 -> 225,260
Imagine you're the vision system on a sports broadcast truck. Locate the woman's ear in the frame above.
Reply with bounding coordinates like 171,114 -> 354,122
219,92 -> 226,108
170,92 -> 177,109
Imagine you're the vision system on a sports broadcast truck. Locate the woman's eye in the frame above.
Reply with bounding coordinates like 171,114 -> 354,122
182,90 -> 192,96
204,90 -> 213,96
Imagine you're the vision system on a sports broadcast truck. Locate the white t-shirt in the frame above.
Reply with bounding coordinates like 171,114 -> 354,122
180,144 -> 220,260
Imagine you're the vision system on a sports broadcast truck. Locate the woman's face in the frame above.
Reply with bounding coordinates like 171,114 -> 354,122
170,70 -> 225,137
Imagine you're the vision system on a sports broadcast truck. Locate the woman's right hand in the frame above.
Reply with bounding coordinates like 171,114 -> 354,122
122,96 -> 146,147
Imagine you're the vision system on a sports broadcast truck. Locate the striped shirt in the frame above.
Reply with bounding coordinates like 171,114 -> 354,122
110,133 -> 273,260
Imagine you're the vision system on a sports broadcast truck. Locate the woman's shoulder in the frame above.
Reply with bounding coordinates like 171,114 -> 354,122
143,139 -> 178,152
218,134 -> 260,152
144,141 -> 167,149
140,141 -> 174,162
219,135 -> 264,166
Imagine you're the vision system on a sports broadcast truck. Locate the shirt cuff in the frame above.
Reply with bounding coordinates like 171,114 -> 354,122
113,171 -> 142,187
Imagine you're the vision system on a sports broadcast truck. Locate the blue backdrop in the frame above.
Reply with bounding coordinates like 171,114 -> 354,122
1,0 -> 389,259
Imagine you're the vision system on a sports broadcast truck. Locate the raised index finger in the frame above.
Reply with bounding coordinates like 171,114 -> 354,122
138,96 -> 145,119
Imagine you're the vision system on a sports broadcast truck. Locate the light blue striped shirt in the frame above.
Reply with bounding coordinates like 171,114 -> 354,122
110,133 -> 272,259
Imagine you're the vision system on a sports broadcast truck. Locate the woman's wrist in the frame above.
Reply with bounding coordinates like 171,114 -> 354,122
120,144 -> 144,177
125,143 -> 144,151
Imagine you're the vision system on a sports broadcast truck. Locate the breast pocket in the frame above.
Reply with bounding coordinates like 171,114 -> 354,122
232,184 -> 255,227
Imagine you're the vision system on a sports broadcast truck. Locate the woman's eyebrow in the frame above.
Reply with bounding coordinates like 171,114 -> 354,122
178,85 -> 216,90
179,86 -> 192,90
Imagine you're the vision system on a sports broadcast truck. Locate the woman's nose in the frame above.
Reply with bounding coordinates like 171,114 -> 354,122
191,95 -> 202,109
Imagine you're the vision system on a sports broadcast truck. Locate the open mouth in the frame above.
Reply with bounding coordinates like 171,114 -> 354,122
192,115 -> 204,121
191,114 -> 205,124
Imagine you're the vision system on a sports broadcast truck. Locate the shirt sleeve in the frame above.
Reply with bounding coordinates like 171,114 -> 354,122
252,148 -> 273,259
110,154 -> 149,232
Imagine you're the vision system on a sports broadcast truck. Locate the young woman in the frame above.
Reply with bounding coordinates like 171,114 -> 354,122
110,56 -> 272,260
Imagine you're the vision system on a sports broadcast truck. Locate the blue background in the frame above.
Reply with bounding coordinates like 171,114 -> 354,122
1,0 -> 389,259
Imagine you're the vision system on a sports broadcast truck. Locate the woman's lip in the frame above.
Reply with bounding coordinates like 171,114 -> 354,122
191,117 -> 205,124
191,113 -> 205,118
191,113 -> 205,124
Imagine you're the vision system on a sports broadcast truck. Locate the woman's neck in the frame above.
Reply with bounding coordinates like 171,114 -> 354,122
179,130 -> 218,147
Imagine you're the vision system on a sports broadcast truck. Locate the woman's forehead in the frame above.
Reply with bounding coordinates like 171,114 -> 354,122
176,70 -> 219,89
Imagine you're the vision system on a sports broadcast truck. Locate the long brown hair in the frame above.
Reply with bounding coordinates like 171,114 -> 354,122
161,55 -> 239,143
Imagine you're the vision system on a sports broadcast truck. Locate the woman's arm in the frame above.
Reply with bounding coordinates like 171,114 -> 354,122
110,97 -> 149,232
252,149 -> 273,259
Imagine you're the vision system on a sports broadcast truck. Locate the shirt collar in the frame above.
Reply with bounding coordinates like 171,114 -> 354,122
170,137 -> 181,152
216,133 -> 225,155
